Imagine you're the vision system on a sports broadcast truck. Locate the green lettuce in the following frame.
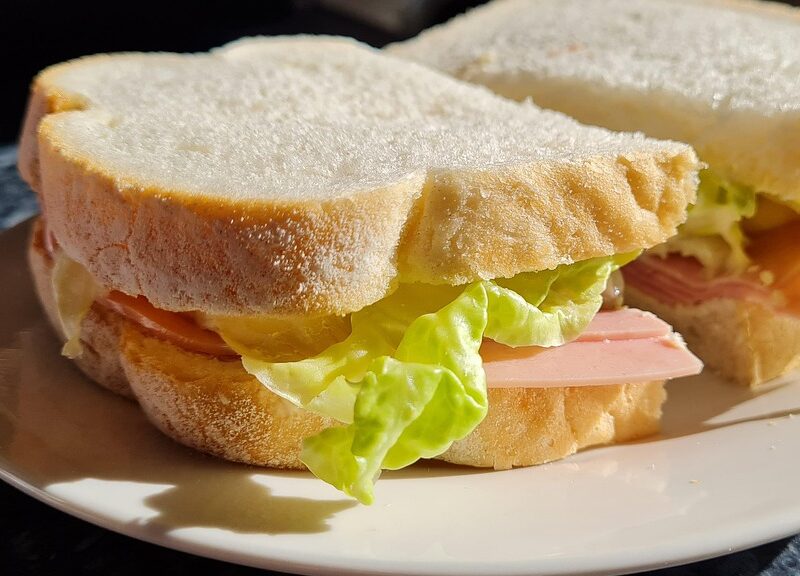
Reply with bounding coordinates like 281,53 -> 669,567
217,254 -> 633,503
655,169 -> 756,275
51,251 -> 105,358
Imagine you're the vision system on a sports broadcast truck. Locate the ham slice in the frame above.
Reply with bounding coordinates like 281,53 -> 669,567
623,254 -> 776,308
42,220 -> 700,387
481,308 -> 702,388
567,306 -> 670,341
101,291 -> 236,357
95,264 -> 701,388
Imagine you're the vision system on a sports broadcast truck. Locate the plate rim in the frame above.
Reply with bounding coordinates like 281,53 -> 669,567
3,462 -> 800,576
2,218 -> 800,576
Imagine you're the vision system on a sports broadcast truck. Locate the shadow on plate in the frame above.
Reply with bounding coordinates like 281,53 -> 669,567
3,219 -> 799,536
380,458 -> 497,480
0,222 -> 358,537
1,327 -> 358,535
657,370 -> 800,440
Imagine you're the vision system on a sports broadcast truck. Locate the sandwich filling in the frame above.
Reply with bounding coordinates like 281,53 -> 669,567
624,169 -> 800,316
43,228 -> 700,503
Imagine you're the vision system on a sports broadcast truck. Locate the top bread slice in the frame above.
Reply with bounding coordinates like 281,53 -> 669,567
389,0 -> 800,205
20,36 -> 699,316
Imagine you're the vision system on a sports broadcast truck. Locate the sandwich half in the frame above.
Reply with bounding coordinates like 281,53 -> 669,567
20,36 -> 701,503
390,0 -> 800,387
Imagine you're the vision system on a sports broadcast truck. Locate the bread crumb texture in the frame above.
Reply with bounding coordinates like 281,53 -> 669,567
391,0 -> 800,203
21,36 -> 698,315
440,382 -> 665,469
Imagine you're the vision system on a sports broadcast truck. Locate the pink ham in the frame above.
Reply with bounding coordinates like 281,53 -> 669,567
623,254 -> 776,307
481,308 -> 702,388
569,306 -> 670,341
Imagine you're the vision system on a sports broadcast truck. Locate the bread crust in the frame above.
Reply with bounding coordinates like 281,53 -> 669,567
19,40 -> 699,315
626,286 -> 800,387
701,0 -> 800,22
28,220 -> 133,397
390,0 -> 800,206
28,222 -> 666,469
441,382 -> 665,469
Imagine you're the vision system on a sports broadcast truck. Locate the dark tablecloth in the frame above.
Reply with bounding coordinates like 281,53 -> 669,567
1,144 -> 798,575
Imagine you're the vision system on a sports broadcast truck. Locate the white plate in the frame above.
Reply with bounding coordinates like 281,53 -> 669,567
2,220 -> 799,576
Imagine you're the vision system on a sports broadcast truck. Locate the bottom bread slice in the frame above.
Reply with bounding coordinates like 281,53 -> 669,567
626,286 -> 800,388
29,221 -> 665,470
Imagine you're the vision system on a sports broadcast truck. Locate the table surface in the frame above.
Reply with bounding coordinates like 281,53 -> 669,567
2,142 -> 800,576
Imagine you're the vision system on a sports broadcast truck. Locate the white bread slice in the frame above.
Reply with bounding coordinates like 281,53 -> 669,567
389,0 -> 800,205
20,36 -> 699,316
626,286 -> 800,387
28,222 -> 133,397
27,219 -> 666,469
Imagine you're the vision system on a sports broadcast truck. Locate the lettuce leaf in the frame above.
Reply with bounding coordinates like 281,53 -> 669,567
51,251 -> 105,358
218,255 -> 630,503
301,283 -> 488,503
227,284 -> 461,423
487,253 -> 636,347
658,169 -> 756,275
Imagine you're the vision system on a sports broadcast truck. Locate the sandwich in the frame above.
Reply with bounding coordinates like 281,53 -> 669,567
390,0 -> 800,387
19,36 -> 702,503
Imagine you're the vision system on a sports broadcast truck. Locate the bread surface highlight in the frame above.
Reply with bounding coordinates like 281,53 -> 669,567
626,286 -> 800,387
21,36 -> 699,315
28,221 -> 666,469
390,0 -> 800,204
